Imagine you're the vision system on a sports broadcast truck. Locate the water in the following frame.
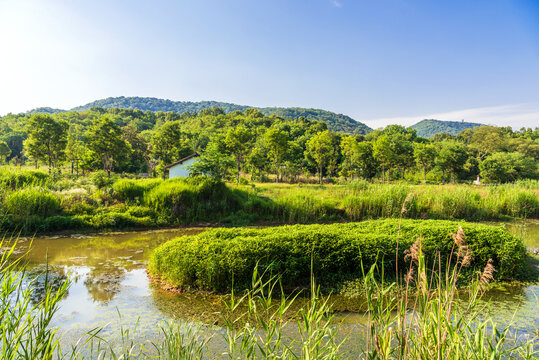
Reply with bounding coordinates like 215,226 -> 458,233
4,221 -> 539,354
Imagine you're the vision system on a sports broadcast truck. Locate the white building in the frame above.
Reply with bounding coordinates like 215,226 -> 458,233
165,153 -> 200,179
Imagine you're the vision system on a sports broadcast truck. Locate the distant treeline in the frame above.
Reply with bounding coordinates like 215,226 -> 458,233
0,106 -> 537,183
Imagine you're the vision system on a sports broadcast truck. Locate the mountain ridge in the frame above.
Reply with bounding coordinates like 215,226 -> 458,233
410,119 -> 484,137
27,96 -> 371,134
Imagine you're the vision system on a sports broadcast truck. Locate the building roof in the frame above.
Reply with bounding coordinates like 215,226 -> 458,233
164,153 -> 200,169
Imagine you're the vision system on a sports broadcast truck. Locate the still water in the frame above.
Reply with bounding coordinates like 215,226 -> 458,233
5,221 -> 539,355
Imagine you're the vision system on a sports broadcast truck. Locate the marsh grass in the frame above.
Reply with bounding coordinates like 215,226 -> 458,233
0,171 -> 537,234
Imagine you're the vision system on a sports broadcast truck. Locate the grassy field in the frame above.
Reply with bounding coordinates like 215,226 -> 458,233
0,167 -> 537,234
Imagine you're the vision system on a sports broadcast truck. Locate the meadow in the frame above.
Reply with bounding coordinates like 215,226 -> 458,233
0,167 -> 537,234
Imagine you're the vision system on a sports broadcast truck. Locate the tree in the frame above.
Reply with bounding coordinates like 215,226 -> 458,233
189,137 -> 234,180
469,126 -> 506,159
23,114 -> 68,173
122,125 -> 150,173
414,143 -> 437,183
264,129 -> 289,183
86,116 -> 130,177
66,128 -> 86,175
224,126 -> 254,183
373,135 -> 394,182
340,135 -> 358,180
0,141 -> 11,164
479,152 -> 537,183
437,143 -> 468,183
306,130 -> 335,184
151,121 -> 191,169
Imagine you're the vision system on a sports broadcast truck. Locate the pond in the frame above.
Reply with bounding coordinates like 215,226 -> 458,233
4,220 -> 539,356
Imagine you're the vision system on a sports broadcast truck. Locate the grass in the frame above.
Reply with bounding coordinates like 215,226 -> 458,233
0,168 -> 537,235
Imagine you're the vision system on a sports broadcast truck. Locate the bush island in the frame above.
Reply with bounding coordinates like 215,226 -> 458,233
148,219 -> 527,292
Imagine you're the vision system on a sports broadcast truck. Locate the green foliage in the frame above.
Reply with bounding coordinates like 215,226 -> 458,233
0,140 -> 11,163
480,151 -> 538,183
149,220 -> 527,292
86,115 -> 130,174
113,178 -> 162,202
144,176 -> 244,222
91,170 -> 117,188
23,114 -> 68,171
4,187 -> 61,217
0,168 -> 49,189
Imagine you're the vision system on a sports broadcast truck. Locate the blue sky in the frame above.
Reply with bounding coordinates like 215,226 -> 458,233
1,0 -> 538,128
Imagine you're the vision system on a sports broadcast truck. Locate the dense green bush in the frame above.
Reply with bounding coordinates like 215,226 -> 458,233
149,219 -> 527,292
4,187 -> 61,217
91,171 -> 117,189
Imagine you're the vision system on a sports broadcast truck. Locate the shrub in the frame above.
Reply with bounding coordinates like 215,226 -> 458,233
91,171 -> 116,189
4,187 -> 61,218
59,188 -> 96,215
149,219 -> 527,292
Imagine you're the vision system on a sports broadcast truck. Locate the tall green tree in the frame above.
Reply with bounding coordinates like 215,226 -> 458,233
305,130 -> 335,184
479,152 -> 537,183
0,141 -> 11,164
86,116 -> 130,176
414,143 -> 437,183
224,126 -> 254,183
151,121 -> 191,169
373,135 -> 394,182
189,136 -> 234,180
23,114 -> 68,173
340,135 -> 359,179
437,143 -> 468,183
66,127 -> 86,175
264,128 -> 289,183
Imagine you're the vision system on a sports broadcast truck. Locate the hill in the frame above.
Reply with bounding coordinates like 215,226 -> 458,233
70,96 -> 371,134
26,107 -> 65,115
411,119 -> 484,137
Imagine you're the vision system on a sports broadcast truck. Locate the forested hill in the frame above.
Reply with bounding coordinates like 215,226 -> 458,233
411,119 -> 484,137
67,96 -> 371,134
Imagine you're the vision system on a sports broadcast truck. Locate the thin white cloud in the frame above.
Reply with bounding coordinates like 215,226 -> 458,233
330,0 -> 342,8
363,103 -> 539,130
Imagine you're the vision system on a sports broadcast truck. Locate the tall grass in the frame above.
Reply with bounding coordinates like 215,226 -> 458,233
1,174 -> 537,234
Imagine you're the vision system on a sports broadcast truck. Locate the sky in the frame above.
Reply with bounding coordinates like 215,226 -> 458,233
1,0 -> 538,129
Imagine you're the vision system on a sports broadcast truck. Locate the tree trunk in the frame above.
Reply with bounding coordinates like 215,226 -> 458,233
319,164 -> 323,184
423,167 -> 427,183
382,166 -> 385,183
237,161 -> 241,184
